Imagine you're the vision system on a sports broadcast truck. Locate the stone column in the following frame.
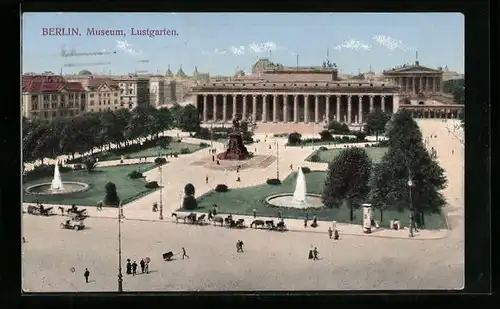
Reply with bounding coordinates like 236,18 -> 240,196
325,96 -> 330,122
203,94 -> 208,122
436,77 -> 441,92
222,94 -> 227,122
393,94 -> 399,113
381,95 -> 386,112
273,94 -> 278,123
369,95 -> 374,112
420,77 -> 423,93
314,95 -> 319,123
412,76 -> 416,94
213,95 -> 217,121
252,95 -> 257,121
242,95 -> 247,120
283,95 -> 288,123
347,95 -> 352,124
304,95 -> 310,123
293,95 -> 298,123
336,95 -> 340,122
232,95 -> 237,119
262,94 -> 268,123
358,96 -> 363,123
432,77 -> 436,93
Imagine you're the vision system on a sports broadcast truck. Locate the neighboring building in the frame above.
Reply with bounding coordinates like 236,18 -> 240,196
113,75 -> 150,110
441,65 -> 464,82
192,59 -> 400,125
149,76 -> 165,107
85,78 -> 121,113
22,74 -> 86,120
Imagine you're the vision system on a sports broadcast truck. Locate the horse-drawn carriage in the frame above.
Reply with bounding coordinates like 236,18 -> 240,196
60,206 -> 88,221
171,212 -> 207,225
60,219 -> 85,231
27,204 -> 54,216
252,219 -> 288,231
224,216 -> 246,228
162,251 -> 175,261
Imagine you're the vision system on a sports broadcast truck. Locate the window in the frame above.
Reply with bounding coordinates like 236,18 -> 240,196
107,100 -> 111,105
370,84 -> 373,87
81,94 -> 86,100
31,95 -> 37,101
99,100 -> 102,105
315,84 -> 318,86
114,99 -> 118,104
51,102 -> 57,109
43,95 -> 49,101
98,93 -> 102,97
128,89 -> 133,94
114,92 -> 118,96
90,93 -> 94,98
347,84 -> 351,86
52,111 -> 57,117
115,107 -> 118,110
70,110 -> 74,116
43,102 -> 49,109
90,100 -> 94,106
60,111 -> 64,116
304,84 -> 308,87
76,110 -> 79,115
381,84 -> 385,86
31,102 -> 38,110
99,108 -> 102,112
81,104 -> 85,111
120,89 -> 124,94
44,111 -> 48,118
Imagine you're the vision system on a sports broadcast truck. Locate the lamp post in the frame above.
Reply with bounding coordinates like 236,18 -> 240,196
275,140 -> 279,180
117,201 -> 123,292
407,173 -> 414,238
312,122 -> 315,150
159,164 -> 163,220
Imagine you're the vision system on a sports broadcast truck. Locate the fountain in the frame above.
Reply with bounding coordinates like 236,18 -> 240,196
265,168 -> 324,209
25,163 -> 90,196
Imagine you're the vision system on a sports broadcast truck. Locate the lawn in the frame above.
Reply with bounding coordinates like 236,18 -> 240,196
194,170 -> 446,230
306,147 -> 388,164
23,163 -> 157,207
103,142 -> 206,161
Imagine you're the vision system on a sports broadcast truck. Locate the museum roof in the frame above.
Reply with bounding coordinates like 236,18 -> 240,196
383,61 -> 443,74
22,75 -> 86,93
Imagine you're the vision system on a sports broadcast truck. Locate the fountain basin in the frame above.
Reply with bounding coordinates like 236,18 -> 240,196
25,181 -> 90,196
265,193 -> 324,209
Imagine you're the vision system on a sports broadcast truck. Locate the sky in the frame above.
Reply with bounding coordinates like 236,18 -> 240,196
22,13 -> 464,76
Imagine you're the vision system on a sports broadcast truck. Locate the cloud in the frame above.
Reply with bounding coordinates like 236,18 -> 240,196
248,41 -> 278,53
372,35 -> 413,51
115,40 -> 143,56
229,45 -> 245,55
333,39 -> 371,51
202,48 -> 228,56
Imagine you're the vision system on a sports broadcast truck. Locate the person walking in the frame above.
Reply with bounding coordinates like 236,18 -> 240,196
313,247 -> 319,261
140,259 -> 145,273
253,209 -> 257,218
132,261 -> 138,276
182,247 -> 189,259
236,240 -> 241,253
145,260 -> 149,274
84,268 -> 90,283
126,259 -> 132,275
206,175 -> 209,184
212,205 -> 217,216
328,227 -> 333,239
290,164 -> 293,170
239,240 -> 244,252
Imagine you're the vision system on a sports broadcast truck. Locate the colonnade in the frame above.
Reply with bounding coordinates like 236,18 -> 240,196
391,76 -> 442,94
406,108 -> 463,119
196,93 -> 399,124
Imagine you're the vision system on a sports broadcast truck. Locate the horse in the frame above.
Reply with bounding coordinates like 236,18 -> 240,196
58,206 -> 67,215
196,214 -> 206,224
171,213 -> 189,223
251,219 -> 265,228
27,205 -> 39,215
265,220 -> 275,229
276,221 -> 287,230
212,216 -> 224,227
187,212 -> 197,224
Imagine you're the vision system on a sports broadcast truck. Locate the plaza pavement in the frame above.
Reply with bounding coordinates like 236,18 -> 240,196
22,120 -> 464,291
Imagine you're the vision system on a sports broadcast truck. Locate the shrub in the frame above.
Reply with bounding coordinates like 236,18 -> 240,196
195,127 -> 211,139
154,157 -> 167,166
128,170 -> 143,179
180,147 -> 191,154
319,146 -> 328,151
365,144 -> 371,147
266,178 -> 282,185
173,153 -> 179,158
375,140 -> 389,147
328,121 -> 350,134
287,132 -> 302,145
319,130 -> 333,141
104,182 -> 120,206
301,167 -> 311,173
199,142 -> 209,147
157,137 -> 172,149
145,181 -> 159,189
355,131 -> 367,141
309,154 -> 321,162
73,164 -> 83,170
124,154 -> 131,159
183,195 -> 198,210
341,136 -> 350,141
184,183 -> 195,196
215,184 -> 229,192
83,157 -> 97,172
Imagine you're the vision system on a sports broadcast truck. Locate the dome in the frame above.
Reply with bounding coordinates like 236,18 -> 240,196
78,70 -> 92,76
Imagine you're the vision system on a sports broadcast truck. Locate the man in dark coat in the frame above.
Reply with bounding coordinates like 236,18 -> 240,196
140,259 -> 145,273
182,247 -> 189,259
84,268 -> 90,283
126,259 -> 132,275
132,261 -> 138,276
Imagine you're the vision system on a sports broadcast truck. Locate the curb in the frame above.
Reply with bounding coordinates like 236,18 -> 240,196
47,213 -> 448,241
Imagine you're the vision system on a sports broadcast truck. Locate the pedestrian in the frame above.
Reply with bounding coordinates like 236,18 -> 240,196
140,259 -> 145,273
236,240 -> 241,253
22,236 -> 27,243
304,218 -> 308,228
308,248 -> 314,260
312,215 -> 318,228
290,164 -> 293,170
212,155 -> 215,162
182,247 -> 189,259
253,209 -> 257,218
145,260 -> 149,274
132,261 -> 138,276
313,247 -> 319,261
208,209 -> 213,221
126,259 -> 132,275
84,268 -> 90,283
212,204 -> 217,216
452,149 -> 454,155
239,240 -> 244,252
206,175 -> 209,184
278,211 -> 282,219
328,227 -> 333,239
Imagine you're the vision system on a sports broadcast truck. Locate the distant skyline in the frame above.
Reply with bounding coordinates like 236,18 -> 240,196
22,13 -> 464,76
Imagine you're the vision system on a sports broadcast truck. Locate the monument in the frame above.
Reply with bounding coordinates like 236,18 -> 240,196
216,116 -> 252,161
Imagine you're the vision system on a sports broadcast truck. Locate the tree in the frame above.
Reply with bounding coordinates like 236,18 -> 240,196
156,107 -> 173,136
442,79 -> 464,105
169,103 -> 183,127
288,132 -> 302,145
371,110 -> 447,227
184,183 -> 195,196
178,104 -> 201,132
104,182 -> 120,206
319,130 -> 333,141
240,120 -> 254,142
322,147 -> 372,221
328,121 -> 350,134
83,157 -> 97,172
364,109 -> 391,141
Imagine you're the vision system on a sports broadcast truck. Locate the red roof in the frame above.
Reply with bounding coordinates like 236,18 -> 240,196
86,78 -> 119,90
22,75 -> 85,93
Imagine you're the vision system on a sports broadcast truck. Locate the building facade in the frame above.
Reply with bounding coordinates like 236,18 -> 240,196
22,74 -> 87,120
149,77 -> 165,107
85,79 -> 121,112
193,61 -> 400,125
113,75 -> 150,109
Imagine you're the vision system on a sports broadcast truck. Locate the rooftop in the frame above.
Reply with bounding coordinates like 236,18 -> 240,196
22,75 -> 86,93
